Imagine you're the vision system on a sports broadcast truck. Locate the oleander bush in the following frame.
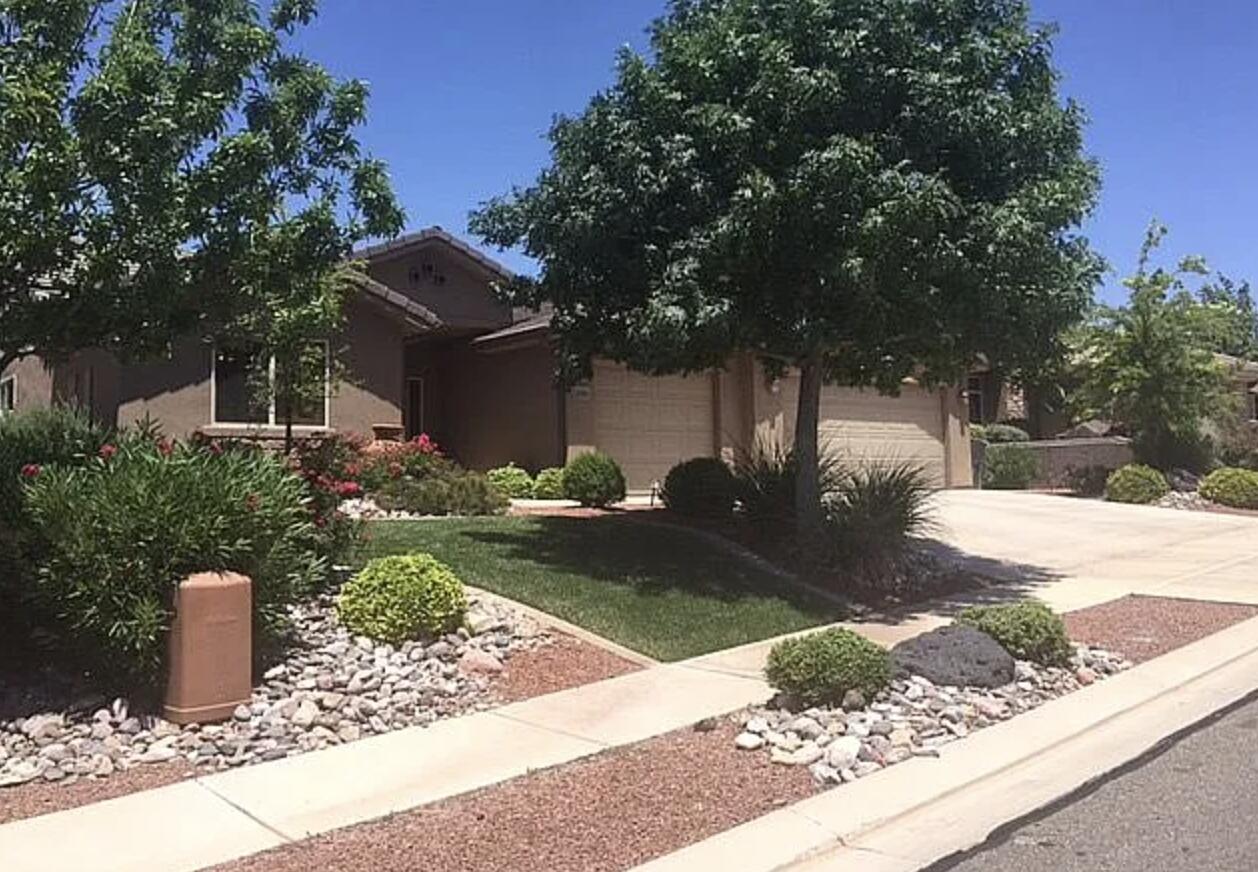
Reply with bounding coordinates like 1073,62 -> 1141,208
982,443 -> 1039,490
337,554 -> 467,644
1199,467 -> 1258,509
662,457 -> 737,518
765,628 -> 892,707
0,406 -> 109,525
1104,464 -> 1170,504
23,436 -> 327,684
532,467 -> 566,500
562,452 -> 626,507
486,463 -> 536,499
956,601 -> 1072,666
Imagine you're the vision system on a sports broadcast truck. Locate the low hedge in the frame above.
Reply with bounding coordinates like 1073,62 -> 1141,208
1199,467 -> 1258,509
533,467 -> 566,500
973,423 -> 1031,444
563,452 -> 626,507
661,457 -> 736,518
486,463 -> 536,499
1105,464 -> 1169,504
764,628 -> 891,707
375,472 -> 508,516
982,443 -> 1039,490
956,601 -> 1072,666
337,554 -> 466,644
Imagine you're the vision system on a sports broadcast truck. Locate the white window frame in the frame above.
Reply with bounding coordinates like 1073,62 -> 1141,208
210,341 -> 331,430
0,374 -> 15,417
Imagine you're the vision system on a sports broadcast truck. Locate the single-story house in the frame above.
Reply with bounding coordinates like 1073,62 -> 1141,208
0,228 -> 975,492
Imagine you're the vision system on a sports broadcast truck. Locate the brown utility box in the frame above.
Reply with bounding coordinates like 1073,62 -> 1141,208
163,571 -> 253,725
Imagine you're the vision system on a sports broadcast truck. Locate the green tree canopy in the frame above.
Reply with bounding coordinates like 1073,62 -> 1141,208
473,0 -> 1102,525
0,0 -> 404,372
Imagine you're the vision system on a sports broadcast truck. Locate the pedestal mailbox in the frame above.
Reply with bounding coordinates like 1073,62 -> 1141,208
163,571 -> 253,725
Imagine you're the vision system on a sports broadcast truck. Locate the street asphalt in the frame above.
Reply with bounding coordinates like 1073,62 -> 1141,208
931,692 -> 1258,872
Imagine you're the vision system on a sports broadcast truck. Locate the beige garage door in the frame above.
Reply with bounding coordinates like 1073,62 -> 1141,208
818,384 -> 947,485
592,362 -> 715,491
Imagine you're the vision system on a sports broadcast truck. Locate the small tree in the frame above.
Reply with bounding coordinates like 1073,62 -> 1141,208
1071,223 -> 1234,469
0,0 -> 404,373
473,0 -> 1102,532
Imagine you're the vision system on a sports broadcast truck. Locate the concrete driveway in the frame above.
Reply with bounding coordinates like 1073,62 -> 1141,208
931,490 -> 1258,610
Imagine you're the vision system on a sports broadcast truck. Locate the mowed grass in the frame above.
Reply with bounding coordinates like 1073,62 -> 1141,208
362,516 -> 843,662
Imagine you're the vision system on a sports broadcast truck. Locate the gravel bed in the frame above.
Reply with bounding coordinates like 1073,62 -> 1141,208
0,591 -> 550,791
491,635 -> 642,703
734,645 -> 1128,785
0,760 -> 195,826
1063,595 -> 1258,663
212,721 -> 817,872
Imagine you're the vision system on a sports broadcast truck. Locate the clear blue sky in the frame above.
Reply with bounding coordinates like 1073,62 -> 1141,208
293,1 -> 1258,303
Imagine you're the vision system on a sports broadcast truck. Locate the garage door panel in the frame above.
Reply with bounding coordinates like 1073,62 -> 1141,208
819,386 -> 946,485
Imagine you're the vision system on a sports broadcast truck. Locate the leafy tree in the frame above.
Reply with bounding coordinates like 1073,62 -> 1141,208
472,0 -> 1102,530
1071,223 -> 1233,470
0,0 -> 404,374
1197,274 -> 1257,361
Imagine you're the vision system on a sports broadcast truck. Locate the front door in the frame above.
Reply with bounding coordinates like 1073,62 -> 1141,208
406,377 -> 425,439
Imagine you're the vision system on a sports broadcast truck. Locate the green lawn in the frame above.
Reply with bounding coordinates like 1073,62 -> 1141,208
362,516 -> 843,661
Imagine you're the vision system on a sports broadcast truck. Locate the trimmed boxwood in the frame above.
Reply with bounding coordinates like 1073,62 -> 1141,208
1199,467 -> 1258,509
1104,464 -> 1169,505
661,457 -> 736,518
486,463 -> 536,499
562,452 -> 626,507
533,467 -> 566,500
955,601 -> 1072,666
336,554 -> 467,644
764,628 -> 891,706
973,423 -> 1031,444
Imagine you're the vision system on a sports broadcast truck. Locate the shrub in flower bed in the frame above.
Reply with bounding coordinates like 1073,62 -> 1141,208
971,423 -> 1031,444
662,457 -> 737,518
22,435 -> 327,684
486,463 -> 536,499
374,472 -> 508,516
956,601 -> 1073,667
1104,463 -> 1169,504
562,452 -> 626,507
764,628 -> 891,707
1199,467 -> 1258,509
0,407 -> 109,524
982,443 -> 1039,490
533,467 -> 567,500
336,554 -> 467,644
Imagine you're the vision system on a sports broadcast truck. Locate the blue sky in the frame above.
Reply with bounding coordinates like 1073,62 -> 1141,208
294,1 -> 1258,303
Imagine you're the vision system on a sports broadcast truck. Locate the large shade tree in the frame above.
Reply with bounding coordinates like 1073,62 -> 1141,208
473,0 -> 1103,529
0,0 -> 404,374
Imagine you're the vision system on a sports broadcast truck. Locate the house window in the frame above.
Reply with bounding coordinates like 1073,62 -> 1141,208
1249,384 -> 1258,422
0,376 -> 14,416
212,343 -> 330,428
967,376 -> 986,425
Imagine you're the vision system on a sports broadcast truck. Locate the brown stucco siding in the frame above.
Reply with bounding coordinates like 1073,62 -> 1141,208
116,339 -> 212,437
329,298 -> 405,437
368,244 -> 512,332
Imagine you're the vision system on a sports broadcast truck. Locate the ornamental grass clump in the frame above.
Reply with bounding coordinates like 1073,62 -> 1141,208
337,554 -> 467,644
764,628 -> 891,707
1104,464 -> 1170,504
955,601 -> 1072,667
1199,467 -> 1258,510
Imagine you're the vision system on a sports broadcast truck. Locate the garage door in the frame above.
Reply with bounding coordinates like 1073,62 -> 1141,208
818,385 -> 947,485
591,362 -> 715,491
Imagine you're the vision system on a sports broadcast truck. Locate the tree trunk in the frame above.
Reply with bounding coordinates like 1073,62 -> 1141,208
793,352 -> 824,539
282,390 -> 294,455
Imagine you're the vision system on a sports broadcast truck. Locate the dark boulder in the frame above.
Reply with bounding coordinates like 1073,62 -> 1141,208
890,624 -> 1015,689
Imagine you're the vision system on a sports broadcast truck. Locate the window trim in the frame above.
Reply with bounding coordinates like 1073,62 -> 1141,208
209,341 -> 332,430
966,375 -> 986,425
0,374 -> 15,416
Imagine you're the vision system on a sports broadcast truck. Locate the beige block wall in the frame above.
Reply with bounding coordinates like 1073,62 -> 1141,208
1,355 -> 56,414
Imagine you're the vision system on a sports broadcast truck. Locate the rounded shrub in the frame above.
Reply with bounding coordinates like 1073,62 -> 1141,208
562,452 -> 626,507
533,467 -> 566,500
1104,464 -> 1170,504
337,554 -> 467,645
764,628 -> 891,707
974,423 -> 1031,444
1199,467 -> 1258,509
955,601 -> 1072,666
982,443 -> 1039,490
661,457 -> 736,518
486,463 -> 536,499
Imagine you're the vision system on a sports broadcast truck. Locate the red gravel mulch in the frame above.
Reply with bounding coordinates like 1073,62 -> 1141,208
213,721 -> 818,872
1064,595 -> 1258,664
0,760 -> 196,826
492,635 -> 642,703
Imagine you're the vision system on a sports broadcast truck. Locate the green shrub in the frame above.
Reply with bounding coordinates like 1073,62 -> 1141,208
662,457 -> 736,518
1064,464 -> 1112,498
973,423 -> 1031,444
337,554 -> 467,644
562,452 -> 626,507
533,467 -> 566,500
375,471 -> 508,516
0,406 -> 109,524
486,463 -> 536,499
1200,467 -> 1258,509
982,443 -> 1039,490
23,437 -> 326,684
823,461 -> 936,582
764,628 -> 891,707
956,601 -> 1072,666
1104,464 -> 1169,504
731,439 -> 847,530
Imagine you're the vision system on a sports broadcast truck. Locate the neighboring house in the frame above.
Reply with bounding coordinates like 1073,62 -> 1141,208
0,228 -> 975,491
1217,354 -> 1258,425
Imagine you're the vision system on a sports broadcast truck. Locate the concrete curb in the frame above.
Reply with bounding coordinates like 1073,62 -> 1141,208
628,613 -> 1258,872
